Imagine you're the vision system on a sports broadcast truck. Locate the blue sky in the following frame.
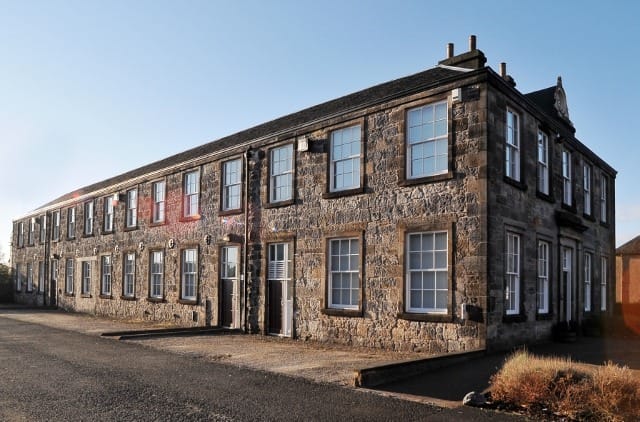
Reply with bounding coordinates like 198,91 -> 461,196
1,0 -> 639,262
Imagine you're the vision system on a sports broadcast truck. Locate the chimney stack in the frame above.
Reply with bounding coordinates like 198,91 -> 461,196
469,35 -> 476,51
438,35 -> 486,70
500,62 -> 507,77
447,43 -> 454,59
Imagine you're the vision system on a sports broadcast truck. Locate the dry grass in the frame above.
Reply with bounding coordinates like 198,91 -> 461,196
489,350 -> 640,421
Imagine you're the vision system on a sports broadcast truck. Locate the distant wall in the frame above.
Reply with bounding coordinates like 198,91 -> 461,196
0,264 -> 13,303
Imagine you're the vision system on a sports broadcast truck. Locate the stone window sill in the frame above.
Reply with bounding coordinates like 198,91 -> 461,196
64,292 -> 75,297
179,216 -> 201,223
503,314 -> 526,323
146,297 -> 166,303
322,186 -> 365,199
99,294 -> 112,300
321,308 -> 362,318
398,171 -> 454,187
81,294 -> 92,298
124,225 -> 139,232
535,312 -> 553,321
120,295 -> 137,301
536,190 -> 554,203
398,312 -> 453,323
503,176 -> 527,191
149,221 -> 166,228
178,299 -> 198,305
219,208 -> 244,217
263,199 -> 295,209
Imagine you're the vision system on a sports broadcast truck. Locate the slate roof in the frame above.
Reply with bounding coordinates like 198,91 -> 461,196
617,235 -> 640,255
36,65 -> 467,211
524,85 -> 575,132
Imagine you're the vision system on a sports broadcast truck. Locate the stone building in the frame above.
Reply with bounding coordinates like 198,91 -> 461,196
11,37 -> 616,353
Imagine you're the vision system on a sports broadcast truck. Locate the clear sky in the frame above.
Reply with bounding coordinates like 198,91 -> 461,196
1,0 -> 639,263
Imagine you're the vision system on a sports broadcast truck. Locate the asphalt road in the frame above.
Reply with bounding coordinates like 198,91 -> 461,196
0,317 -> 524,421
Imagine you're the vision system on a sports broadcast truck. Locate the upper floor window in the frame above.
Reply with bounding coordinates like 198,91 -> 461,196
600,174 -> 608,223
17,222 -> 24,247
67,207 -> 76,239
39,215 -> 46,244
65,258 -> 74,295
537,241 -> 549,314
149,250 -> 164,299
583,164 -> 592,216
152,181 -> 165,224
537,130 -> 549,194
101,255 -> 112,296
84,201 -> 94,235
562,150 -> 572,206
407,102 -> 448,179
126,189 -> 137,228
103,196 -> 114,232
270,144 -> 293,203
505,109 -> 520,181
584,253 -> 592,312
28,218 -> 35,245
52,211 -> 60,241
330,125 -> 361,191
505,232 -> 520,315
123,252 -> 135,297
81,261 -> 91,295
222,159 -> 242,211
406,231 -> 448,314
183,170 -> 200,218
328,238 -> 360,310
181,248 -> 198,301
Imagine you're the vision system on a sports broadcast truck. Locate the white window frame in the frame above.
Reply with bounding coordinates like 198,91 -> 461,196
123,253 -> 135,297
562,150 -> 572,206
81,261 -> 91,295
222,159 -> 242,211
406,231 -> 448,314
583,164 -> 592,216
152,181 -> 166,224
28,218 -> 35,245
601,256 -> 608,311
537,130 -> 549,194
537,241 -> 549,314
65,258 -> 74,294
126,189 -> 138,228
149,250 -> 164,299
269,144 -> 293,203
584,253 -> 592,312
84,201 -> 94,235
505,109 -> 520,181
67,207 -> 76,239
330,125 -> 362,191
406,102 -> 448,179
38,261 -> 45,293
505,232 -> 520,315
17,222 -> 24,247
181,248 -> 197,301
39,215 -> 46,244
26,263 -> 33,292
101,255 -> 112,296
183,170 -> 200,218
103,196 -> 114,232
328,238 -> 360,310
52,210 -> 60,241
600,174 -> 608,223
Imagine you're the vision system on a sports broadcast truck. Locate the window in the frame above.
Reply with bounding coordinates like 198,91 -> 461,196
330,125 -> 361,190
126,190 -> 137,228
149,251 -> 164,299
28,218 -> 35,245
84,201 -> 94,235
583,164 -> 592,216
26,263 -> 33,292
17,222 -> 24,247
65,258 -> 74,294
222,246 -> 240,280
39,215 -> 46,244
505,109 -> 520,181
183,171 -> 200,218
562,150 -> 572,206
103,196 -> 114,232
81,261 -> 91,295
222,159 -> 242,211
152,181 -> 165,223
52,211 -> 60,241
38,261 -> 45,293
100,256 -> 112,296
505,233 -> 520,315
15,264 -> 21,291
537,241 -> 549,314
328,238 -> 360,310
406,102 -> 448,179
600,174 -> 608,223
269,144 -> 293,203
51,260 -> 58,284
601,257 -> 608,311
537,130 -> 549,194
123,253 -> 135,297
181,249 -> 197,301
406,231 -> 448,313
67,207 -> 76,238
584,253 -> 592,312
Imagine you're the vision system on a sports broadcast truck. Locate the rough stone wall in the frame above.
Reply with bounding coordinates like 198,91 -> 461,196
485,86 -> 616,351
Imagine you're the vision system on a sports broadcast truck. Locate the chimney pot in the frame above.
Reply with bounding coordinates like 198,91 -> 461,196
447,43 -> 454,59
500,62 -> 507,77
469,35 -> 477,51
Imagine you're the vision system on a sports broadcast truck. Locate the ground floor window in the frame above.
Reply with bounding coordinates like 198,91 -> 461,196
15,263 -> 22,292
65,259 -> 74,294
537,241 -> 549,314
406,231 -> 448,313
123,253 -> 135,297
150,251 -> 164,299
38,261 -> 45,293
181,248 -> 197,301
101,256 -> 111,296
81,261 -> 91,295
601,256 -> 608,311
26,263 -> 33,292
328,238 -> 360,310
584,253 -> 592,312
505,232 -> 520,315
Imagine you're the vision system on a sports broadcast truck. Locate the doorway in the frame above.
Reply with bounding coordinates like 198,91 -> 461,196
267,243 -> 292,337
220,246 -> 239,329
